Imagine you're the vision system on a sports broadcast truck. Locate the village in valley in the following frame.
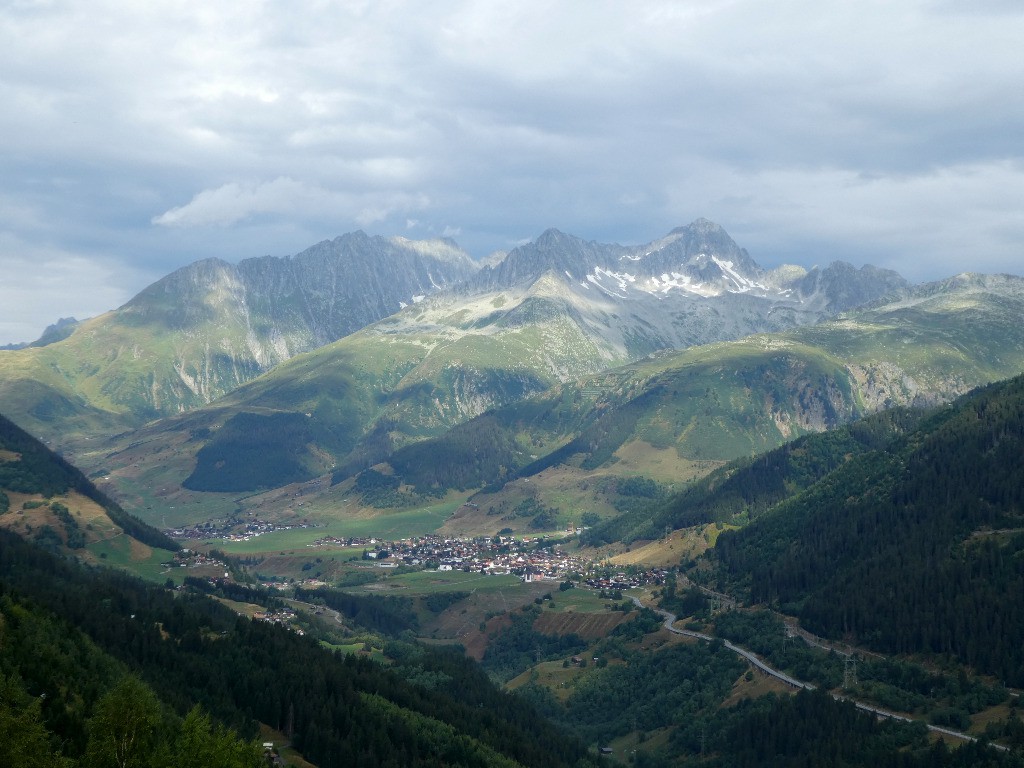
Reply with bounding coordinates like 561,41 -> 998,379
304,533 -> 669,590
165,529 -> 671,639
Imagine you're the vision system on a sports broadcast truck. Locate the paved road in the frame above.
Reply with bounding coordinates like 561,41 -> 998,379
630,597 -> 1007,751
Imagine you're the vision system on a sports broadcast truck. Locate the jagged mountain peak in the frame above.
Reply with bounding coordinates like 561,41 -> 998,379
119,257 -> 241,329
796,262 -> 909,312
474,219 -> 757,293
284,230 -> 475,270
0,221 -> 920,456
466,219 -> 911,314
0,232 -> 481,425
647,219 -> 760,275
532,227 -> 600,254
469,227 -> 623,291
668,216 -> 725,237
0,316 -> 80,351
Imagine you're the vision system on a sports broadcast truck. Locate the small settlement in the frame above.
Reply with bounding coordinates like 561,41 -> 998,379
306,533 -> 668,590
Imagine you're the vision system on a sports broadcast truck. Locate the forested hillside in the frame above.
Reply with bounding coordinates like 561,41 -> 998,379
0,417 -> 600,766
0,530 -> 599,767
0,412 -> 178,551
711,374 -> 1024,684
2,405 -> 1022,766
583,406 -> 926,545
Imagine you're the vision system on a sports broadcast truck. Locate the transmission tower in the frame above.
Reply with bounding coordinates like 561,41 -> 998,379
843,656 -> 858,689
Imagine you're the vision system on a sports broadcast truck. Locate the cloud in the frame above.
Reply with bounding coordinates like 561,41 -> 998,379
153,178 -> 430,230
664,159 -> 1024,281
1,0 -> 1023,343
0,233 -> 146,345
153,178 -> 323,228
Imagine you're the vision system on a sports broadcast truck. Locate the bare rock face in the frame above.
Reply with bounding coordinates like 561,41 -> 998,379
463,219 -> 909,364
0,233 -> 478,427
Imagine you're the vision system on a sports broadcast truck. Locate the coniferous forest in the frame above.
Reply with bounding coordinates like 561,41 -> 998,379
712,374 -> 1024,684
0,529 -> 600,767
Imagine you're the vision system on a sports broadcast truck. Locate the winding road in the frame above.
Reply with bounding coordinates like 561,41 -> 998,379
631,597 -> 1007,751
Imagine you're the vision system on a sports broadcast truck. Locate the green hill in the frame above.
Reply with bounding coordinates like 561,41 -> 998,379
0,411 -> 178,553
62,272 -> 1024,530
707,373 -> 1024,684
371,274 -> 1024,502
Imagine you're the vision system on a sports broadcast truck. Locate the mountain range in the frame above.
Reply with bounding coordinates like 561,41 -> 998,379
0,232 -> 475,438
1,219 -> 1021,530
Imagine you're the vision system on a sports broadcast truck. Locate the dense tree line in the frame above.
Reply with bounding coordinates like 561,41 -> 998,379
688,688 -> 1022,768
184,411 -> 328,492
714,375 -> 1024,684
386,415 -> 525,493
0,530 -> 599,767
481,606 -> 587,682
557,639 -> 746,744
294,585 -> 420,635
183,576 -> 286,610
0,585 -> 262,767
711,610 -> 1008,720
423,590 -> 471,614
511,620 -> 1018,766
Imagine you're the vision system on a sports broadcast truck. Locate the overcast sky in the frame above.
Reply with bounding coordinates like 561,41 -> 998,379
1,1 -> 1022,344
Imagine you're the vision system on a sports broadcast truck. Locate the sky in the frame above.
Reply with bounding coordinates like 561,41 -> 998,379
1,1 -> 1022,345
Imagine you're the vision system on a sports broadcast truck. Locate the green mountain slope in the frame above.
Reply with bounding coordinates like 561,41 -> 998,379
0,411 -> 178,553
96,274 -> 622,498
582,405 -> 926,545
379,273 -> 1024,496
2,221 -> 907,488
710,373 -> 1024,684
77,271 -> 1024,527
0,233 -> 476,449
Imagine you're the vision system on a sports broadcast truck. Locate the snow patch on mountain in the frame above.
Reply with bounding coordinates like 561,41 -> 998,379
712,255 -> 769,293
587,268 -> 633,299
645,272 -> 719,297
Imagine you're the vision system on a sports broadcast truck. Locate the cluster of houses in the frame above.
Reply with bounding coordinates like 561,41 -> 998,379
166,549 -> 224,569
310,533 -> 669,588
252,607 -> 304,635
167,517 -> 313,542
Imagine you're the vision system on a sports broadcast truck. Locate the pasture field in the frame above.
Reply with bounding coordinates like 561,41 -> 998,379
533,608 -> 630,639
209,502 -> 459,554
506,659 -> 591,700
87,534 -> 180,584
543,588 -> 619,613
351,569 -> 523,596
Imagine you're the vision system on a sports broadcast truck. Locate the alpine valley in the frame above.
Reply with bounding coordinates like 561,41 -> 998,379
0,220 -> 916,505
6,220 -> 1020,529
2,219 -> 1024,767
